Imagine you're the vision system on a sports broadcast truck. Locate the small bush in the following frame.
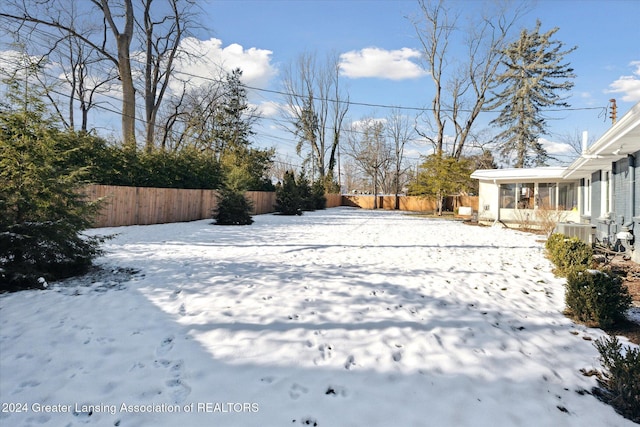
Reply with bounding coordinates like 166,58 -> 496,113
274,171 -> 303,216
593,336 -> 640,423
213,189 -> 254,225
565,269 -> 632,328
310,180 -> 327,210
545,233 -> 593,277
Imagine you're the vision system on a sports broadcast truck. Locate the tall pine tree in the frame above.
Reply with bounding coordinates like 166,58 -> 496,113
489,20 -> 576,168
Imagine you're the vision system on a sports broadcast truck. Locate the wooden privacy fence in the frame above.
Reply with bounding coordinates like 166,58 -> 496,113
325,193 -> 343,208
83,185 -> 276,228
82,185 -> 477,228
83,185 -> 343,228
342,195 -> 479,212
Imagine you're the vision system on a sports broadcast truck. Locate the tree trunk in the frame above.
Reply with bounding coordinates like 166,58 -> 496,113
101,0 -> 136,148
118,47 -> 136,148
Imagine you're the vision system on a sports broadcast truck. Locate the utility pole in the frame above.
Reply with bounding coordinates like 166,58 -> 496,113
609,99 -> 617,124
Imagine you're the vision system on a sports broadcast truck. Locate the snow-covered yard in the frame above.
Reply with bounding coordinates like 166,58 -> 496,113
0,207 -> 637,426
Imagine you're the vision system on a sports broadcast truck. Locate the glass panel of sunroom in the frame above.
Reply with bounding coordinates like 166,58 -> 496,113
517,183 -> 534,209
558,182 -> 577,211
537,183 -> 556,209
499,184 -> 516,208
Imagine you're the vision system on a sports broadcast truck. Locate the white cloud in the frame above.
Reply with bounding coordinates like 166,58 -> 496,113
606,61 -> 640,102
339,47 -> 427,80
255,100 -> 281,118
539,137 -> 574,155
173,37 -> 277,93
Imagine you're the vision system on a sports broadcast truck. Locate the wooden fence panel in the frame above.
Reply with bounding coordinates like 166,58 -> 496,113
82,185 -> 479,228
341,195 -> 475,212
247,191 -> 276,215
325,193 -> 342,208
83,185 -> 280,227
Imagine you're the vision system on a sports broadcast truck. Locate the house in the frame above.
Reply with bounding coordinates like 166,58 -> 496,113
470,167 -> 580,227
472,101 -> 640,263
562,101 -> 640,263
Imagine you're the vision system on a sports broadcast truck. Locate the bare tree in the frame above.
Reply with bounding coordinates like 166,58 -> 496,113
1,0 -> 196,149
156,78 -> 225,151
345,117 -> 393,209
54,26 -> 118,132
386,108 -> 416,209
139,0 -> 195,151
558,128 -> 597,159
281,51 -> 349,188
411,0 -> 526,159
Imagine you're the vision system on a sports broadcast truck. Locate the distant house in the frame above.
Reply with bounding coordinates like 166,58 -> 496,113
472,101 -> 640,263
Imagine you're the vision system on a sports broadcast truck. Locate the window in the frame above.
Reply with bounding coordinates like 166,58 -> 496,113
517,183 -> 534,209
499,184 -> 516,208
537,183 -> 557,209
558,182 -> 576,211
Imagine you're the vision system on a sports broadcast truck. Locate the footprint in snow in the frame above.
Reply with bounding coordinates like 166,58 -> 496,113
318,344 -> 333,361
170,360 -> 184,375
289,383 -> 309,400
156,336 -> 174,356
344,355 -> 356,370
166,378 -> 191,403
325,385 -> 348,397
154,359 -> 171,368
294,417 -> 318,426
260,376 -> 276,384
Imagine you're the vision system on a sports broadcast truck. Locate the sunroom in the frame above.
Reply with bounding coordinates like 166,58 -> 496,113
470,167 -> 580,227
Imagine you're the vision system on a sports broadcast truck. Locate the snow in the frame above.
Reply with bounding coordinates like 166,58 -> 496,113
1,207 -> 637,427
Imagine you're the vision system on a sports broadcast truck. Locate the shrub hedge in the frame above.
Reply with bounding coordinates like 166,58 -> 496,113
565,269 -> 632,328
545,233 -> 593,277
545,233 -> 631,329
593,336 -> 640,423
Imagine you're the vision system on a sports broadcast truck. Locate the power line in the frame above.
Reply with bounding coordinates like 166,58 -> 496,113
1,22 -> 610,117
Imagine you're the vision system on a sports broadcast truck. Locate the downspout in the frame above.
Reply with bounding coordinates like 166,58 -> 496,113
629,154 -> 636,224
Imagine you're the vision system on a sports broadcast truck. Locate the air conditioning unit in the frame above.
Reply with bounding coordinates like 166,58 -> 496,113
554,223 -> 596,244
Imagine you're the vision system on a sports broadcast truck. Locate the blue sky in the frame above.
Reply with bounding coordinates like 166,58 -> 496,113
190,0 -> 640,165
1,0 -> 638,167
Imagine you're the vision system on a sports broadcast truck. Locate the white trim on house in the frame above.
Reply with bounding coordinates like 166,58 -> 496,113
470,167 -> 566,182
563,102 -> 640,179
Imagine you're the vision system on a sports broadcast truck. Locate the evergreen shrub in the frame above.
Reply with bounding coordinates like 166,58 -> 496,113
593,336 -> 640,423
311,180 -> 327,210
0,111 -> 105,291
213,189 -> 254,225
275,171 -> 303,215
545,233 -> 593,276
565,269 -> 632,328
